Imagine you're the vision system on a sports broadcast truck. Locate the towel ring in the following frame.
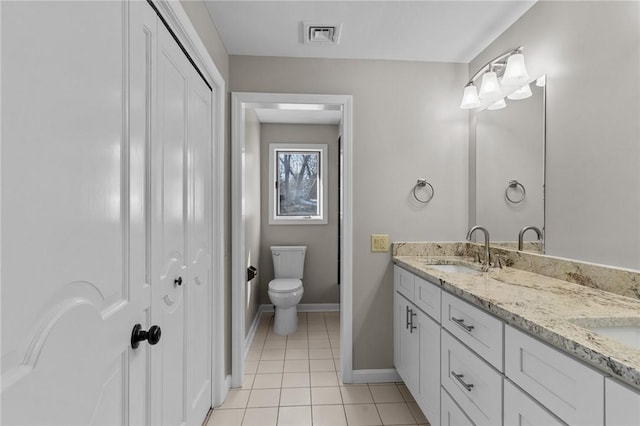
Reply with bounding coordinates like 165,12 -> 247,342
505,180 -> 526,204
413,179 -> 434,204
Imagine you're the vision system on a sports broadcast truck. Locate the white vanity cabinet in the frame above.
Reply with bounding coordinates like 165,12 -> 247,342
393,266 -> 441,425
393,263 -> 636,426
605,378 -> 640,426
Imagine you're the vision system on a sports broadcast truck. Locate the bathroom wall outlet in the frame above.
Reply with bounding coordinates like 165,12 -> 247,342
371,234 -> 390,253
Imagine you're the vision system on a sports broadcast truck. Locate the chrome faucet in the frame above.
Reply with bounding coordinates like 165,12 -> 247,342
466,226 -> 490,266
518,225 -> 543,251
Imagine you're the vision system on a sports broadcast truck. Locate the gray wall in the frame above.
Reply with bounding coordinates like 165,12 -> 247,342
245,109 -> 261,334
180,0 -> 229,82
259,124 -> 340,306
470,1 -> 640,268
230,56 -> 469,369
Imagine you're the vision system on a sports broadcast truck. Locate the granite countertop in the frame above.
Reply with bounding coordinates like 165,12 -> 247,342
393,255 -> 640,391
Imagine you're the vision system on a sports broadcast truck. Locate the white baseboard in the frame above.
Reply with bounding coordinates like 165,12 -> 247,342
258,303 -> 340,313
244,308 -> 265,360
299,303 -> 340,312
350,369 -> 401,384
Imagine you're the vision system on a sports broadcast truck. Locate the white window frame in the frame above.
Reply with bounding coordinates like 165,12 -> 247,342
268,143 -> 328,225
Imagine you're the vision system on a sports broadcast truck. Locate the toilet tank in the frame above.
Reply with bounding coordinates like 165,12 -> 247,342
271,246 -> 307,279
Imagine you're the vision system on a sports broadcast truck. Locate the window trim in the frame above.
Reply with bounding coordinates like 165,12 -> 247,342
268,143 -> 328,225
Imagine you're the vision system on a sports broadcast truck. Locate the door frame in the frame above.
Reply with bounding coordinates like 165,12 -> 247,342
231,92 -> 354,387
153,0 -> 227,407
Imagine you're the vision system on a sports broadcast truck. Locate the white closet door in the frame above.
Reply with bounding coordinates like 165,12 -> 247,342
1,1 -> 147,424
186,65 -> 213,424
150,16 -> 190,426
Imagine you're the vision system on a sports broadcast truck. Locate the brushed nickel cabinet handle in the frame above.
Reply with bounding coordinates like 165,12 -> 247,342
451,371 -> 474,391
451,317 -> 474,332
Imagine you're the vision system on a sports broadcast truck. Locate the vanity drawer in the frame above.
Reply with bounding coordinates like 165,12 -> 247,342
504,380 -> 565,426
413,275 -> 441,323
505,325 -> 604,426
441,388 -> 474,426
441,291 -> 504,370
394,266 -> 415,300
441,330 -> 502,426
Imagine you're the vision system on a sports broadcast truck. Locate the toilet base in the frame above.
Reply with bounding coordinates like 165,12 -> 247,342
273,305 -> 298,335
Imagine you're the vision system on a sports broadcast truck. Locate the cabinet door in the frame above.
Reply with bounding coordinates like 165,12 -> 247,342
606,378 -> 640,426
504,380 -> 565,426
395,293 -> 419,394
416,309 -> 440,425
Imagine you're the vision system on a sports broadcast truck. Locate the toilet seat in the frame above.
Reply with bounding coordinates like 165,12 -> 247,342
268,278 -> 302,293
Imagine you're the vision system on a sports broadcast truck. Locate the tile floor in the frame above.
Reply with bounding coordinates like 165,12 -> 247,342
206,312 -> 430,426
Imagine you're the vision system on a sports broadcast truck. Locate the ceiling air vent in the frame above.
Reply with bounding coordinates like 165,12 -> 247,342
303,22 -> 342,45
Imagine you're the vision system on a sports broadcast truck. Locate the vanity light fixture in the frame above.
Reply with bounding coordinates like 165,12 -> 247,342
460,46 -> 531,111
487,98 -> 507,110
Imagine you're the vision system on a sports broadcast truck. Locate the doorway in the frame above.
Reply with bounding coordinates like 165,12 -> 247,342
231,93 -> 354,387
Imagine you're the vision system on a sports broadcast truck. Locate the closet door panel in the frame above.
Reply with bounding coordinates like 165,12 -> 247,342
151,20 -> 190,426
186,70 -> 213,424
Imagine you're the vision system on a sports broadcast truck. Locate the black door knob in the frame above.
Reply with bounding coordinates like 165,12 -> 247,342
174,276 -> 183,286
131,324 -> 162,349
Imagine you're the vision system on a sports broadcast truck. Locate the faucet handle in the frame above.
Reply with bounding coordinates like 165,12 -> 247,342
474,252 -> 481,263
493,255 -> 503,269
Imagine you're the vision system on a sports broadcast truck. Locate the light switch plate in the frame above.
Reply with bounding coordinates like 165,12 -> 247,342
371,234 -> 390,253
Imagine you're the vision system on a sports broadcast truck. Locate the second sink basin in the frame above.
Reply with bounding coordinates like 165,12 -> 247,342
430,264 -> 480,274
587,325 -> 640,350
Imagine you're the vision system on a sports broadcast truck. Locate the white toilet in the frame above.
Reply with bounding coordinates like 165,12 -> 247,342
268,246 -> 306,335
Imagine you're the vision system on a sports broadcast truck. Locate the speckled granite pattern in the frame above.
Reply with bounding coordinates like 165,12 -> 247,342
393,242 -> 640,300
393,254 -> 640,391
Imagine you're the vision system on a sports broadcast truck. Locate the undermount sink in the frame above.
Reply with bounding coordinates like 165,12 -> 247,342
429,264 -> 480,274
586,325 -> 640,350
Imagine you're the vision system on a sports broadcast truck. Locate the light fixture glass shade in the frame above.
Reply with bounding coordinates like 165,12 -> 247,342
460,84 -> 481,109
478,71 -> 502,100
501,53 -> 529,85
507,83 -> 532,100
487,98 -> 506,110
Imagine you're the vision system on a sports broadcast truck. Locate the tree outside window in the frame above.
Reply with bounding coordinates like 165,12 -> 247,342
269,144 -> 327,224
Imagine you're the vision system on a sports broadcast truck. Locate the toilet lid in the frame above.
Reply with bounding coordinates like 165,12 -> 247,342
269,278 -> 302,293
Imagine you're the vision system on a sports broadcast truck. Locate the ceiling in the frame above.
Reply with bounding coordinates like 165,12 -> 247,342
208,1 -> 536,124
204,1 -> 537,64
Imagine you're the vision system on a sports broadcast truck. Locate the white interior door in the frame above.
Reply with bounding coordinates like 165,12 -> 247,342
186,64 -> 214,424
1,1 -> 148,424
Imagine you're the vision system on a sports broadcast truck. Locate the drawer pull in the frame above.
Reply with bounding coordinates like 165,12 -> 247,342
410,310 -> 417,333
451,371 -> 474,392
452,317 -> 475,332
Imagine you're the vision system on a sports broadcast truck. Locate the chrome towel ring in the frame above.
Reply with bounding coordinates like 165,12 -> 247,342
413,179 -> 434,204
505,179 -> 526,204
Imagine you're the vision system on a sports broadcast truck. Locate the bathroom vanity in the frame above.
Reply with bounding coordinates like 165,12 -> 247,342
393,243 -> 640,426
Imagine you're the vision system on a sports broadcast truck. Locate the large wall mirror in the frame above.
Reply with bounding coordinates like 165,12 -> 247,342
472,76 -> 546,253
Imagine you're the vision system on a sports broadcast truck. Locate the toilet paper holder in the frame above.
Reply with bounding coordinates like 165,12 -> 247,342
247,266 -> 258,282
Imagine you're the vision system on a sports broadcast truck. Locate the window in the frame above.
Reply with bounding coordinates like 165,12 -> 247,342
269,144 -> 328,225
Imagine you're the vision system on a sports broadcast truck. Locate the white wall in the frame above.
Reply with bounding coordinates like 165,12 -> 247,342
470,1 -> 640,269
259,124 -> 340,305
244,109 -> 261,334
230,56 -> 468,369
